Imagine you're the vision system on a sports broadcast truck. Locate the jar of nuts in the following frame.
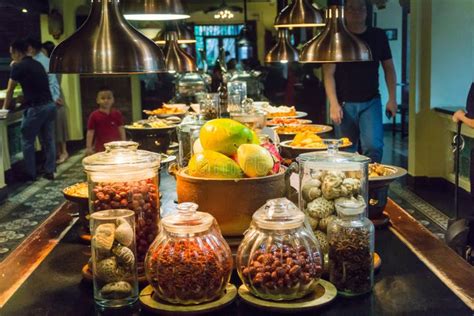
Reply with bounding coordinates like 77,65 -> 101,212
328,198 -> 374,296
145,202 -> 233,305
236,198 -> 323,301
83,141 -> 161,269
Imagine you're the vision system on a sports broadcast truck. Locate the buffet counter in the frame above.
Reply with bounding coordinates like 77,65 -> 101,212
0,171 -> 472,315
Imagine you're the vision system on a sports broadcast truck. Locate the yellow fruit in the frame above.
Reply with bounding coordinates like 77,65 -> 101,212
237,144 -> 274,178
188,150 -> 244,179
200,119 -> 258,156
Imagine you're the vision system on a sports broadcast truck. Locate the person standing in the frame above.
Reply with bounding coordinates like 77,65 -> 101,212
323,0 -> 397,163
25,37 -> 70,164
2,39 -> 57,181
85,87 -> 126,156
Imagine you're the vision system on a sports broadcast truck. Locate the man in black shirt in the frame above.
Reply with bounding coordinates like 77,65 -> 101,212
2,39 -> 57,181
323,0 -> 397,163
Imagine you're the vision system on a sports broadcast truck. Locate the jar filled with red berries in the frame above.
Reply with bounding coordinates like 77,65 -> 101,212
83,141 -> 161,269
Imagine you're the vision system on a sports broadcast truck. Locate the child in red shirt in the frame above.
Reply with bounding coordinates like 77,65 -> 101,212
86,87 -> 125,155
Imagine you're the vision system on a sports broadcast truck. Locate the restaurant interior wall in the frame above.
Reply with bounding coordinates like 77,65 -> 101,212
430,0 -> 473,109
408,0 -> 472,193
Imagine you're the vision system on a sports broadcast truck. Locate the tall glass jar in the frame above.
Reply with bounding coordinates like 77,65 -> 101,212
328,198 -> 374,296
83,141 -> 161,269
145,202 -> 233,305
90,209 -> 138,307
236,198 -> 323,301
296,139 -> 370,226
176,114 -> 207,168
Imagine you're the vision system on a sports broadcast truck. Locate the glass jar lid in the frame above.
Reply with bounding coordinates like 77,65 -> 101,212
297,139 -> 370,170
335,196 -> 366,216
83,141 -> 161,172
162,202 -> 215,234
253,198 -> 305,230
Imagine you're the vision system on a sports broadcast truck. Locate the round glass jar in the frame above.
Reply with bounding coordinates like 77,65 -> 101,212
236,198 -> 323,301
296,140 -> 370,234
145,202 -> 233,305
328,198 -> 374,296
176,114 -> 207,168
90,209 -> 138,308
83,141 -> 161,267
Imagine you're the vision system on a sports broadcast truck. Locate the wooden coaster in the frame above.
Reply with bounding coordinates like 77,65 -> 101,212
139,284 -> 237,314
81,263 -> 148,284
238,279 -> 337,312
374,252 -> 382,271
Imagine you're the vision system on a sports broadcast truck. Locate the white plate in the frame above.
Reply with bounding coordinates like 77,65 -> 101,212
267,111 -> 308,119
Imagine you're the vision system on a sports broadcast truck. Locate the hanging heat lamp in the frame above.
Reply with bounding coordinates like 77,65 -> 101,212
265,29 -> 298,63
274,0 -> 325,29
299,0 -> 372,63
154,22 -> 196,45
123,0 -> 189,21
50,0 -> 165,74
164,31 -> 196,73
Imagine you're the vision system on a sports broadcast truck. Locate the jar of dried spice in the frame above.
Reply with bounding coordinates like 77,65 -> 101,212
328,197 -> 374,296
236,198 -> 323,301
144,202 -> 233,305
83,141 -> 161,269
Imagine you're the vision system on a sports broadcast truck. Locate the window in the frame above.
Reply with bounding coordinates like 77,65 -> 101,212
194,24 -> 244,69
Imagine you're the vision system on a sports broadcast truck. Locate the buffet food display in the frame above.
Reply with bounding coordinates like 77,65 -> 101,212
61,101 -> 406,312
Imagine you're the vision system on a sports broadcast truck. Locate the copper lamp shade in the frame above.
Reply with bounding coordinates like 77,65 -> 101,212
165,32 -> 196,73
123,0 -> 190,21
299,1 -> 372,63
265,29 -> 298,63
50,0 -> 165,74
154,22 -> 196,45
274,0 -> 325,29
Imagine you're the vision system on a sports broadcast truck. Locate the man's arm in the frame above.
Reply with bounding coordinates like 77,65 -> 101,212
2,79 -> 18,110
382,59 -> 398,117
48,74 -> 62,104
322,64 -> 343,125
452,110 -> 474,128
119,126 -> 126,141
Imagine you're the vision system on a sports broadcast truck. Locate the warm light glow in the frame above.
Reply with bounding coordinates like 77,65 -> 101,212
275,23 -> 325,28
280,60 -> 289,63
155,39 -> 196,45
214,9 -> 235,20
124,14 -> 190,21
21,8 -> 28,13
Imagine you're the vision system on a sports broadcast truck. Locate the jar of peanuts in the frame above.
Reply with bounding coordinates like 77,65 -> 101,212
145,202 -> 233,305
83,141 -> 161,270
236,198 -> 323,301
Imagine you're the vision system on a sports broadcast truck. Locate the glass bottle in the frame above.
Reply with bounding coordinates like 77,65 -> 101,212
327,198 -> 375,296
236,198 -> 323,301
83,141 -> 161,269
218,76 -> 229,117
145,202 -> 233,305
91,209 -> 138,307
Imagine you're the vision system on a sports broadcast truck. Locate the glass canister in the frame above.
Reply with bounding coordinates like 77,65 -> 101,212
90,209 -> 138,307
236,198 -> 323,301
177,114 -> 207,168
83,141 -> 161,268
145,202 -> 233,305
328,198 -> 375,296
297,139 -> 370,224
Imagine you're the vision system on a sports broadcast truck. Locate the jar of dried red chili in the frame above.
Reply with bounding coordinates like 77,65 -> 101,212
236,198 -> 323,301
83,141 -> 161,269
145,202 -> 233,305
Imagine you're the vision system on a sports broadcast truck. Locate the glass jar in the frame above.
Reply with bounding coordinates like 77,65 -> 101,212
296,139 -> 370,227
90,209 -> 138,307
328,198 -> 374,296
83,141 -> 161,268
236,198 -> 323,301
230,98 -> 267,134
177,114 -> 207,168
145,202 -> 233,305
